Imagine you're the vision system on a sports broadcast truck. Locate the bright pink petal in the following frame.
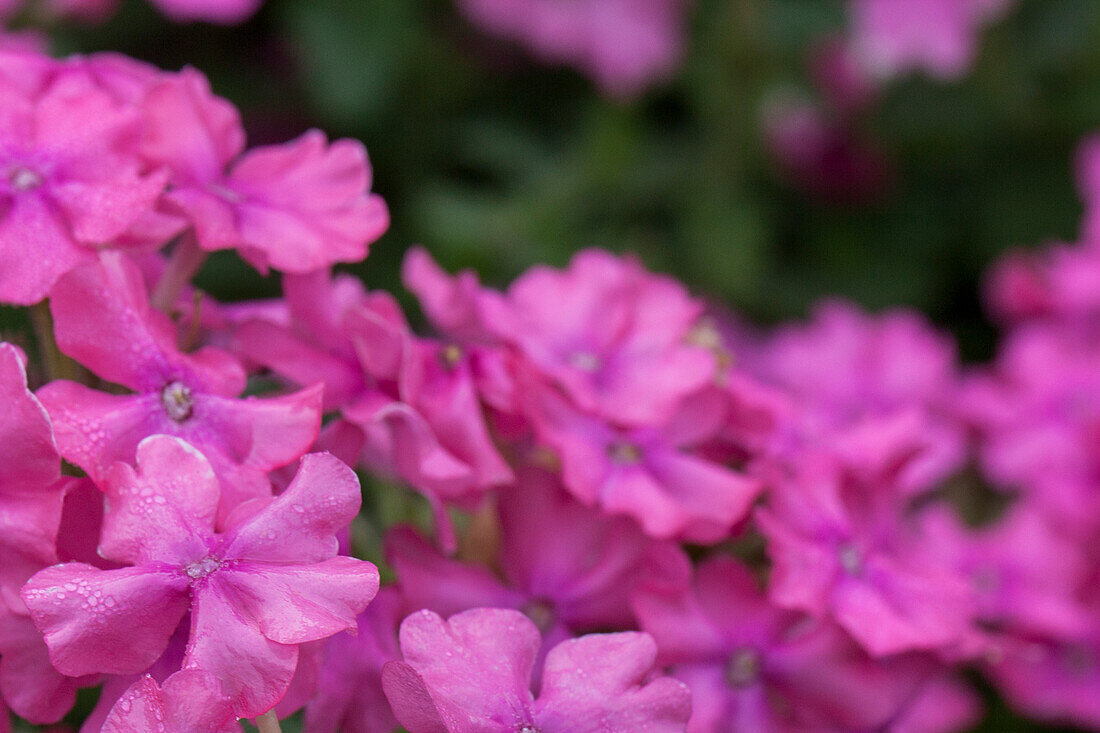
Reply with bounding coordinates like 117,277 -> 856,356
21,563 -> 190,676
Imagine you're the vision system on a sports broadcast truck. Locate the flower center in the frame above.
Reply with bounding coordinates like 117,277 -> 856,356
439,344 -> 463,369
838,543 -> 863,575
9,166 -> 43,191
725,648 -> 761,688
568,350 -> 601,372
516,726 -> 540,733
522,599 -> 555,634
607,441 -> 643,464
161,381 -> 194,422
184,556 -> 221,580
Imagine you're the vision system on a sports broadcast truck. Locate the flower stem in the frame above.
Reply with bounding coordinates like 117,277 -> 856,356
151,235 -> 207,315
255,711 -> 282,733
29,301 -> 81,383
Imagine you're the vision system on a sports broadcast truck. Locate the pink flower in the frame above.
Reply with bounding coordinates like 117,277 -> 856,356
633,556 -> 943,731
387,465 -> 690,645
22,436 -> 379,717
848,0 -> 1013,80
530,386 -> 761,542
141,69 -> 388,273
302,588 -> 402,733
381,607 -> 692,732
456,0 -> 689,97
479,249 -> 717,426
0,73 -> 166,304
37,253 -> 322,520
146,0 -> 262,24
0,343 -> 63,608
1077,133 -> 1100,242
983,240 -> 1100,328
755,300 -> 965,492
756,444 -> 975,657
102,671 -> 238,733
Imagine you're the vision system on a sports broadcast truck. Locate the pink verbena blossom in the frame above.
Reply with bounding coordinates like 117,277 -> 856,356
633,556 -> 946,731
456,0 -> 689,97
756,442 -> 975,657
847,0 -> 1014,80
381,607 -> 692,732
140,68 -> 388,273
387,465 -> 689,650
22,436 -> 379,717
37,253 -> 322,520
301,588 -> 402,733
101,671 -> 238,733
0,72 -> 165,304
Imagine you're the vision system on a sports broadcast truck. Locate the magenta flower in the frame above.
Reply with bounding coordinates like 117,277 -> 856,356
456,0 -> 688,97
37,253 -> 322,520
22,436 -> 379,717
756,444 -> 975,657
387,465 -> 690,646
302,588 -> 402,733
102,671 -> 238,733
755,300 -> 965,492
633,556 -> 943,731
478,248 -> 717,427
0,343 -> 64,607
530,386 -> 761,542
140,68 -> 388,273
983,240 -> 1100,328
147,0 -> 262,24
0,73 -> 165,304
848,0 -> 1013,80
382,607 -> 692,732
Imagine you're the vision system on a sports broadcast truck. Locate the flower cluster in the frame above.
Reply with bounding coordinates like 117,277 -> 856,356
2,37 -> 1100,733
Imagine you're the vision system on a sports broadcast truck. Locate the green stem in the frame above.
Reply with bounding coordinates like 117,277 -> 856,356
255,711 -> 282,733
29,301 -> 79,383
151,236 -> 207,315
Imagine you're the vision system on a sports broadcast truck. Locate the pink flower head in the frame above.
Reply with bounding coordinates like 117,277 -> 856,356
479,248 -> 717,426
530,385 -> 761,542
22,436 -> 379,717
0,72 -> 166,304
757,300 -> 965,492
848,0 -> 1013,80
102,671 -> 238,733
237,268 -> 511,544
381,607 -> 692,732
756,443 -> 975,657
960,326 -> 1100,531
387,465 -> 690,649
37,252 -> 322,520
456,0 -> 688,97
140,68 -> 388,273
302,588 -> 402,733
633,556 -> 943,731
983,240 -> 1100,328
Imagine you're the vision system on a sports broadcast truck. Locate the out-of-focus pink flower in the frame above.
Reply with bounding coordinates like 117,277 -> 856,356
754,300 -> 965,492
530,386 -> 761,542
141,69 -> 388,273
1077,134 -> 1100,242
456,0 -> 689,97
633,556 -> 941,732
478,248 -> 717,427
848,0 -> 1013,80
960,326 -> 1100,532
302,588 -> 402,733
147,0 -> 262,24
37,253 -> 322,521
22,437 -> 379,718
101,671 -> 238,733
0,74 -> 166,304
388,465 -> 690,648
757,443 -> 975,657
381,607 -> 692,732
984,241 -> 1100,328
887,674 -> 983,733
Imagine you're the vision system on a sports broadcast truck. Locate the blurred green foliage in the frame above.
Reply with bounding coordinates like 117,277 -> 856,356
28,1 -> 1100,729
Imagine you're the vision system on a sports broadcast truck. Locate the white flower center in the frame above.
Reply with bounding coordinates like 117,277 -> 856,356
161,381 -> 194,422
9,167 -> 43,191
184,556 -> 221,580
